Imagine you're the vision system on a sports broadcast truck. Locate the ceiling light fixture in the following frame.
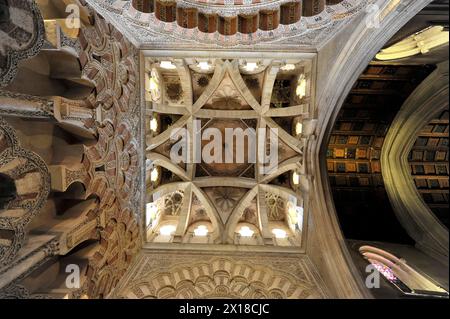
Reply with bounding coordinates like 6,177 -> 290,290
281,64 -> 296,71
295,121 -> 303,136
272,228 -> 287,239
150,166 -> 159,182
238,226 -> 254,237
244,62 -> 258,72
194,225 -> 209,237
376,26 -> 449,61
160,61 -> 176,70
198,61 -> 211,71
292,171 -> 300,185
149,117 -> 158,133
159,224 -> 176,236
296,74 -> 307,99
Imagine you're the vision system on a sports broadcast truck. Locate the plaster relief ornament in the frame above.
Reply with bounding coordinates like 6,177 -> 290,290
197,75 -> 210,87
163,191 -> 184,216
214,187 -> 241,212
74,7 -> 143,298
112,256 -> 326,299
265,193 -> 285,221
82,0 -> 375,49
209,75 -> 247,109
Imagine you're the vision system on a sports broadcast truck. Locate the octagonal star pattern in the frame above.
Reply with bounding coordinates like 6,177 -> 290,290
145,57 -> 314,247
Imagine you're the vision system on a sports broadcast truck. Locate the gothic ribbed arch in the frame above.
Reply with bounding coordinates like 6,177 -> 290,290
381,61 -> 449,264
311,0 -> 435,299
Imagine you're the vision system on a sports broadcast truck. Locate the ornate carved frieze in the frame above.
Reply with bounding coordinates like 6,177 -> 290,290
0,283 -> 53,299
111,251 -> 328,298
0,2 -> 146,299
0,90 -> 54,118
52,96 -> 97,139
85,0 -> 374,49
84,204 -> 139,298
0,237 -> 59,298
76,6 -> 143,298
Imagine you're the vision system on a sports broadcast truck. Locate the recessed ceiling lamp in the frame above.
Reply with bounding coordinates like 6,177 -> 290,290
150,166 -> 159,182
149,117 -> 158,133
281,64 -> 296,71
238,226 -> 254,237
296,74 -> 307,99
194,225 -> 209,237
159,225 -> 176,236
244,62 -> 258,72
295,121 -> 303,136
292,171 -> 300,185
376,26 -> 449,61
272,228 -> 287,239
198,61 -> 211,71
160,61 -> 176,70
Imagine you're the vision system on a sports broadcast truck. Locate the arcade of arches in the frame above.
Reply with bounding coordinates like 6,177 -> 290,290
0,0 -> 448,299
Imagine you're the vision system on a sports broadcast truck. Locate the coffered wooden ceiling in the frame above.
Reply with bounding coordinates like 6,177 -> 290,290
409,110 -> 449,229
327,64 -> 436,244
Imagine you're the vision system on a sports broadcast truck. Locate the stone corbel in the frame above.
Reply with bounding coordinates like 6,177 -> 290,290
53,96 -> 97,139
52,199 -> 99,255
48,163 -> 89,193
